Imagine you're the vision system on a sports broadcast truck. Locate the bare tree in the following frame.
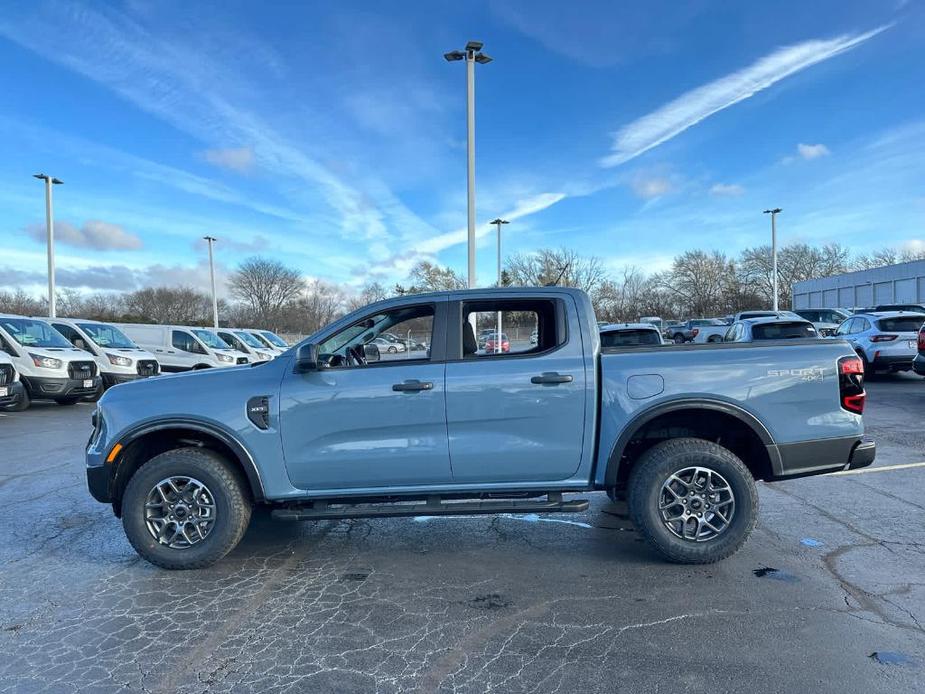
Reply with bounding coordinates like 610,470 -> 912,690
506,248 -> 606,293
738,242 -> 850,308
281,279 -> 346,335
346,281 -> 390,311
655,250 -> 735,317
853,246 -> 925,271
0,289 -> 43,316
395,261 -> 466,295
229,257 -> 305,326
123,286 -> 213,324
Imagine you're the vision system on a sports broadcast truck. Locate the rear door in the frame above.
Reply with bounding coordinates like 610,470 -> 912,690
444,295 -> 587,484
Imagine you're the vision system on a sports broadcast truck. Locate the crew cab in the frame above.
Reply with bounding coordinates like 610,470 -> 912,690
86,288 -> 874,570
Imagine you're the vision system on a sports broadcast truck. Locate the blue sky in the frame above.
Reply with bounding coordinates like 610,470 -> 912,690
1,0 -> 923,297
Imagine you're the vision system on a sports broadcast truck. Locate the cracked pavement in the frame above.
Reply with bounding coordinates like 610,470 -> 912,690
1,375 -> 923,693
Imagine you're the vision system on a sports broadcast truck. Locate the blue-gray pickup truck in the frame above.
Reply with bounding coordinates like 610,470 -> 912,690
86,287 -> 874,569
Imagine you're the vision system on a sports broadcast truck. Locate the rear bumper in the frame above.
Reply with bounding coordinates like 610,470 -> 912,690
768,435 -> 875,480
870,354 -> 914,371
22,374 -> 102,400
0,381 -> 25,407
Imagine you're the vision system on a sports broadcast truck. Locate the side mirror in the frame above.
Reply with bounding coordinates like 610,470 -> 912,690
295,343 -> 321,372
363,343 -> 380,362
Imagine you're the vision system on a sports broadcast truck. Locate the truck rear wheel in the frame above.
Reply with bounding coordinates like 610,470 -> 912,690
627,438 -> 758,564
121,447 -> 252,570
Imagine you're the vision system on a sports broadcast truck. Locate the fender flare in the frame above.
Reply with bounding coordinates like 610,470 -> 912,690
115,417 -> 266,502
603,399 -> 777,488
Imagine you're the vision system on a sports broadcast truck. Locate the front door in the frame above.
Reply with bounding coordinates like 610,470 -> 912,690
444,296 -> 588,484
278,300 -> 452,491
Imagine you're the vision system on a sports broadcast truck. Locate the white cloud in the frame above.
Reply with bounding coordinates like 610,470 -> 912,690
797,143 -> 831,160
601,25 -> 889,167
710,183 -> 745,197
630,177 -> 673,199
25,220 -> 143,251
202,146 -> 255,173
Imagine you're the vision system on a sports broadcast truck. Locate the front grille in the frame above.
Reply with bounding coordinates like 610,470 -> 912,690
137,359 -> 159,377
0,364 -> 12,386
68,360 -> 97,380
236,357 -> 248,365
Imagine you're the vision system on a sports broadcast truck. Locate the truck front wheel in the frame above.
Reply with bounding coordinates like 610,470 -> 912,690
627,438 -> 758,564
121,447 -> 252,570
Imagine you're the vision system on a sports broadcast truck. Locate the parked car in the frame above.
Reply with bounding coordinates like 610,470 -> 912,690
371,336 -> 406,354
484,333 -> 511,353
599,323 -> 664,347
87,287 -> 873,570
913,323 -> 925,376
733,310 -> 801,321
246,329 -> 289,353
665,319 -> 727,344
0,352 -> 27,411
834,311 -> 925,374
723,317 -> 818,342
117,324 -> 250,371
216,330 -> 276,362
46,317 -> 160,390
0,314 -> 102,408
638,316 -> 664,332
691,321 -> 733,344
794,309 -> 851,337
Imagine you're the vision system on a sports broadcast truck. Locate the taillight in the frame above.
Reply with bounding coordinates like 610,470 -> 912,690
871,334 -> 897,342
918,330 -> 925,351
838,355 -> 865,414
691,328 -> 699,338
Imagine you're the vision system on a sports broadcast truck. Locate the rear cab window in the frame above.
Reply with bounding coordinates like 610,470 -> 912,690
752,322 -> 817,340
600,329 -> 661,348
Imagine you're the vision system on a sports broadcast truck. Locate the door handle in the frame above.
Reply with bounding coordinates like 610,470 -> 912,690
392,380 -> 434,392
531,372 -> 573,385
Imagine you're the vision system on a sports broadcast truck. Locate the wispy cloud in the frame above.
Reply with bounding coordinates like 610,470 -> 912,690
710,183 -> 745,197
797,143 -> 831,160
202,146 -> 256,173
601,25 -> 890,167
630,176 -> 674,200
24,219 -> 143,251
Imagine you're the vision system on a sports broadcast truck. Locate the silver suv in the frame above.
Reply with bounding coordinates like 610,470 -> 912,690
794,308 -> 850,337
834,311 -> 925,374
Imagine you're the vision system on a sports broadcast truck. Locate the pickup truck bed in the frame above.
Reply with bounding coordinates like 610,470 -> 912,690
86,287 -> 873,569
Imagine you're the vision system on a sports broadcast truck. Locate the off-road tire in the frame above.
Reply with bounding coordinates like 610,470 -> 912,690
122,447 -> 252,570
628,437 -> 758,564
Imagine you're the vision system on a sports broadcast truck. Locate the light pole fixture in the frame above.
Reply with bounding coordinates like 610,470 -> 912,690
203,236 -> 219,328
445,40 -> 493,289
33,174 -> 63,318
489,218 -> 508,352
763,208 -> 782,312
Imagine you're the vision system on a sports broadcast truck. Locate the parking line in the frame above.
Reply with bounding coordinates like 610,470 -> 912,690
831,461 -> 925,476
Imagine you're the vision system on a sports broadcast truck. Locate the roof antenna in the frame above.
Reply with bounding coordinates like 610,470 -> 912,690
545,261 -> 571,287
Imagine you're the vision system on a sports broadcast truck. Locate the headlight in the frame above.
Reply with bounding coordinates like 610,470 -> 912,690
258,352 -> 271,361
106,353 -> 133,367
30,353 -> 62,369
217,353 -> 234,363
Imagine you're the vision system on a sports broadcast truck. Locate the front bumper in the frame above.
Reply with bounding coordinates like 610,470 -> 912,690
101,372 -> 150,388
768,435 -> 876,480
0,381 -> 25,407
23,374 -> 102,400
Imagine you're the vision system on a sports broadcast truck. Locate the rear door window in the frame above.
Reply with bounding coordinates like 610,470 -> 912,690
751,322 -> 817,340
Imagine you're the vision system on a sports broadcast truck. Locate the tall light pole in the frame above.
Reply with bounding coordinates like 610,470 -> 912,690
33,174 -> 63,318
445,40 -> 492,289
203,236 -> 219,328
489,218 -> 509,352
763,208 -> 782,311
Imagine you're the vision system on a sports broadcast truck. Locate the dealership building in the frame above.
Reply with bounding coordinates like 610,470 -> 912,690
792,259 -> 925,310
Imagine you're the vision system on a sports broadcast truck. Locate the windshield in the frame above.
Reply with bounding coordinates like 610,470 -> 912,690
259,330 -> 288,348
752,322 -> 817,340
192,329 -> 231,349
877,316 -> 925,333
77,322 -> 136,349
1,318 -> 73,348
233,331 -> 265,348
601,329 -> 662,347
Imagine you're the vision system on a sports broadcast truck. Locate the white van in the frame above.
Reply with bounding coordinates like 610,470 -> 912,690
116,324 -> 250,372
215,329 -> 276,362
0,352 -> 27,411
0,314 -> 102,407
245,328 -> 289,354
45,317 -> 161,389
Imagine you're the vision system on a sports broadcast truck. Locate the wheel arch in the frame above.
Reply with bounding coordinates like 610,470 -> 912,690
604,400 -> 777,491
108,418 -> 265,515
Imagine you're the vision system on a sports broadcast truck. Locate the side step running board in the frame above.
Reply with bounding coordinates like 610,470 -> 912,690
271,493 -> 589,522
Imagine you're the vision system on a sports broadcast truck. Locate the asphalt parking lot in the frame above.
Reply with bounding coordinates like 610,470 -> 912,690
1,375 -> 923,693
